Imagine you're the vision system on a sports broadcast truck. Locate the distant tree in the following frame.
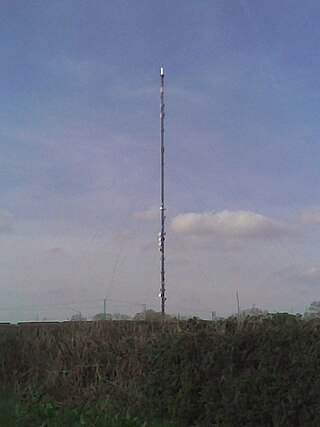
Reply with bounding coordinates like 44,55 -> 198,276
133,309 -> 171,321
240,305 -> 268,317
113,312 -> 132,320
71,313 -> 86,321
304,301 -> 320,319
308,301 -> 320,313
172,314 -> 190,321
92,313 -> 112,321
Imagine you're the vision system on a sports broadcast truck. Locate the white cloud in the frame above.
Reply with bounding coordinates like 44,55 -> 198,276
300,267 -> 320,281
170,210 -> 293,239
301,208 -> 320,225
134,208 -> 158,221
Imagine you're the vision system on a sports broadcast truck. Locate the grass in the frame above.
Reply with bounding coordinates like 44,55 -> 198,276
0,394 -> 176,427
3,316 -> 320,425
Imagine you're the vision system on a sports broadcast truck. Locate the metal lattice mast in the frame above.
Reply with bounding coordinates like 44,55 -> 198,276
159,67 -> 166,315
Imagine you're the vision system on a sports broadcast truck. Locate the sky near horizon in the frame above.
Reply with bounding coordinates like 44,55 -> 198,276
1,1 -> 320,321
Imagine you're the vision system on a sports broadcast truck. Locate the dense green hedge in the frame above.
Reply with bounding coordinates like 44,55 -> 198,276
1,315 -> 320,426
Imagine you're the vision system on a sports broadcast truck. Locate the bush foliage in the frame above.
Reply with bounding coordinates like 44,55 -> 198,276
1,315 -> 320,426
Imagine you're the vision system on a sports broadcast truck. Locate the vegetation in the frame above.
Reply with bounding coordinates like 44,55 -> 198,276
1,315 -> 320,426
0,394 -> 172,427
305,300 -> 320,318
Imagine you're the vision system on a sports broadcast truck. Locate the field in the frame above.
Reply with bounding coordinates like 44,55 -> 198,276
1,315 -> 320,426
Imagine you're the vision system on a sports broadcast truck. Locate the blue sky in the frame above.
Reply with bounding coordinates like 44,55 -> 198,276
1,1 -> 320,320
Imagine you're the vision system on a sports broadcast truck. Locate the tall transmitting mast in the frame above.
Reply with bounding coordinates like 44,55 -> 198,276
159,67 -> 166,315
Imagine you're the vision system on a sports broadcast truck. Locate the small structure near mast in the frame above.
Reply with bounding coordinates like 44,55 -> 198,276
159,66 -> 166,315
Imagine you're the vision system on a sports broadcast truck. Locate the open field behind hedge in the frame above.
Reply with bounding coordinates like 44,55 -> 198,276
1,315 -> 320,426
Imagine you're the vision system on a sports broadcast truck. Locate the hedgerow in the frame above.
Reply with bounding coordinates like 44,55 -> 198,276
1,315 -> 320,426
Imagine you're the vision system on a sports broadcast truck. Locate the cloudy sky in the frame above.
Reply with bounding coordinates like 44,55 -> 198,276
1,1 -> 320,321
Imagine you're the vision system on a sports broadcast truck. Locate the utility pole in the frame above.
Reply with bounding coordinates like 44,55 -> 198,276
103,298 -> 107,320
141,304 -> 147,320
159,66 -> 166,315
236,291 -> 240,316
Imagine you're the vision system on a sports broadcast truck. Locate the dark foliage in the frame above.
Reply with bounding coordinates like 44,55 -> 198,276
1,316 -> 320,426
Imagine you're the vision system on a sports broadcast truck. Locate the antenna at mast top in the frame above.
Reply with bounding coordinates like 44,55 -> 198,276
160,67 -> 164,76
